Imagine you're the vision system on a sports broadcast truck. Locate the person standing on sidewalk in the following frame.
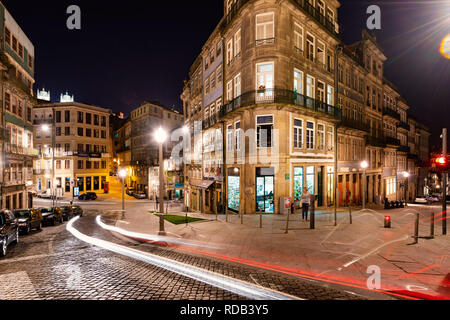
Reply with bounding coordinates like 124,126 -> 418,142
301,187 -> 311,222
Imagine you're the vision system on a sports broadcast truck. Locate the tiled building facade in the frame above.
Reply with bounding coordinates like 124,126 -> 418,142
181,0 -> 430,214
0,4 -> 37,210
33,102 -> 112,196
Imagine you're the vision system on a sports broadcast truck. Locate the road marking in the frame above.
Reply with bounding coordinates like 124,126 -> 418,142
67,217 -> 301,301
0,272 -> 40,300
342,236 -> 409,268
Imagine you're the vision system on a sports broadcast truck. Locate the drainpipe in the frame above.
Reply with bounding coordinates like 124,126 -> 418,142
221,36 -> 227,215
334,45 -> 343,226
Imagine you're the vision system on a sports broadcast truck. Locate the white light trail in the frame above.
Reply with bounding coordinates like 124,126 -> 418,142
67,217 -> 300,301
95,216 -> 219,250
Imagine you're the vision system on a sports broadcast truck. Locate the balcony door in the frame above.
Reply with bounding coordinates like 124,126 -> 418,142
256,62 -> 274,103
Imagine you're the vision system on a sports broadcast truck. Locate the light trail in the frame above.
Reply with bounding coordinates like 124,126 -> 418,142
97,215 -> 424,300
67,217 -> 300,301
96,216 -> 219,249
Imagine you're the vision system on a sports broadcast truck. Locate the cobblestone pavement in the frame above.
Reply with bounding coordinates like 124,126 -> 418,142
0,206 -> 393,300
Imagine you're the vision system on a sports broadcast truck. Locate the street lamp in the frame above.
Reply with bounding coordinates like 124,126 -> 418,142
361,161 -> 369,209
119,169 -> 127,216
41,117 -> 56,207
154,127 -> 168,236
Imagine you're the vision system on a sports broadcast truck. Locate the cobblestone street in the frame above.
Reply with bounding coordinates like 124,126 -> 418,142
0,203 -> 388,300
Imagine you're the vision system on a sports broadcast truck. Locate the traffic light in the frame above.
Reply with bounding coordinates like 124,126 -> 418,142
432,155 -> 449,171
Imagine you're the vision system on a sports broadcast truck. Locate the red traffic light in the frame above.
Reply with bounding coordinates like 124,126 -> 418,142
436,157 -> 447,166
385,216 -> 391,221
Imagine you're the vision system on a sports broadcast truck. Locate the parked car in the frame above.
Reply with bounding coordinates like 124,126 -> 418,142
78,192 -> 97,201
40,207 -> 64,226
71,206 -> 84,217
13,209 -> 43,234
126,189 -> 136,196
133,192 -> 147,200
37,191 -> 53,199
426,196 -> 440,203
60,206 -> 74,221
415,197 -> 428,204
0,210 -> 19,257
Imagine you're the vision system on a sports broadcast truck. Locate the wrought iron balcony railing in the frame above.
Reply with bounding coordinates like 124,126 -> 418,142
220,89 -> 342,120
383,108 -> 401,121
385,136 -> 401,146
398,122 -> 411,131
5,143 -> 39,157
398,145 -> 411,153
340,118 -> 368,132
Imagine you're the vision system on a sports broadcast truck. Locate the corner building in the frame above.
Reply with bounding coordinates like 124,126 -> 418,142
182,0 -> 429,215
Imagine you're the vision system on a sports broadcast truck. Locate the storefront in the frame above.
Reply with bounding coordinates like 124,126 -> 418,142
256,167 -> 275,213
227,168 -> 240,213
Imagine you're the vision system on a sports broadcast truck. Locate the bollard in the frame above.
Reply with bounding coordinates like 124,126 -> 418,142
241,211 -> 243,225
349,207 -> 353,225
413,213 -> 420,244
285,210 -> 290,234
226,209 -> 228,223
310,196 -> 316,230
259,209 -> 263,229
430,212 -> 435,239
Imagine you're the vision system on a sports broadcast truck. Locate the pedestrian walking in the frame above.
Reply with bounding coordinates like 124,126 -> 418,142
301,187 -> 311,222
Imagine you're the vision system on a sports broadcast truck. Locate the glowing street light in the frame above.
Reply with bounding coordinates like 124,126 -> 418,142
403,171 -> 410,205
440,34 -> 450,59
154,127 -> 168,236
361,161 -> 369,209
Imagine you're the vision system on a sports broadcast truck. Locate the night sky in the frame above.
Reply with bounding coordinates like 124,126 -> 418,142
3,0 -> 449,150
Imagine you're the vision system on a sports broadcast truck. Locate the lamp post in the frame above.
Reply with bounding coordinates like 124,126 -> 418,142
403,171 -> 410,206
154,127 -> 168,236
42,111 -> 56,207
361,161 -> 369,210
119,169 -> 127,216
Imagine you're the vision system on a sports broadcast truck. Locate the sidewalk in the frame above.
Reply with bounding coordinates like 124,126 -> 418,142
109,205 -> 450,300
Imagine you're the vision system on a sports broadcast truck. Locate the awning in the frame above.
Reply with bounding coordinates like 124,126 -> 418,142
190,180 -> 215,189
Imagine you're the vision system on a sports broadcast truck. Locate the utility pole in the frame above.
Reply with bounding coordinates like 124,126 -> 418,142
442,128 -> 447,235
51,108 -> 56,208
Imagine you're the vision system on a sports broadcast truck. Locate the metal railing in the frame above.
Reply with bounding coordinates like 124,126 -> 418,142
398,122 -> 411,131
398,145 -> 411,153
340,118 -> 368,132
220,89 -> 342,120
256,38 -> 275,46
5,143 -> 39,157
383,108 -> 401,120
385,136 -> 401,146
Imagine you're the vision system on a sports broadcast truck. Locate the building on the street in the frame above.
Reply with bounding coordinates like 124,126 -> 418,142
123,101 -> 184,198
0,3 -> 37,210
181,0 -> 430,215
33,97 -> 112,197
112,117 -> 131,177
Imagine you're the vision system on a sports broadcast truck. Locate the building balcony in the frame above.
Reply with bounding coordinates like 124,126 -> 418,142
365,134 -> 386,148
221,0 -> 339,38
398,122 -> 411,131
398,145 -> 411,153
340,118 -> 368,132
385,136 -> 401,146
383,108 -> 400,121
203,115 -> 219,130
33,169 -> 52,175
5,143 -> 39,157
220,89 -> 342,121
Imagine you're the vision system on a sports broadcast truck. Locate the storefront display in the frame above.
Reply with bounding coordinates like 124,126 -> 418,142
227,176 -> 240,212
